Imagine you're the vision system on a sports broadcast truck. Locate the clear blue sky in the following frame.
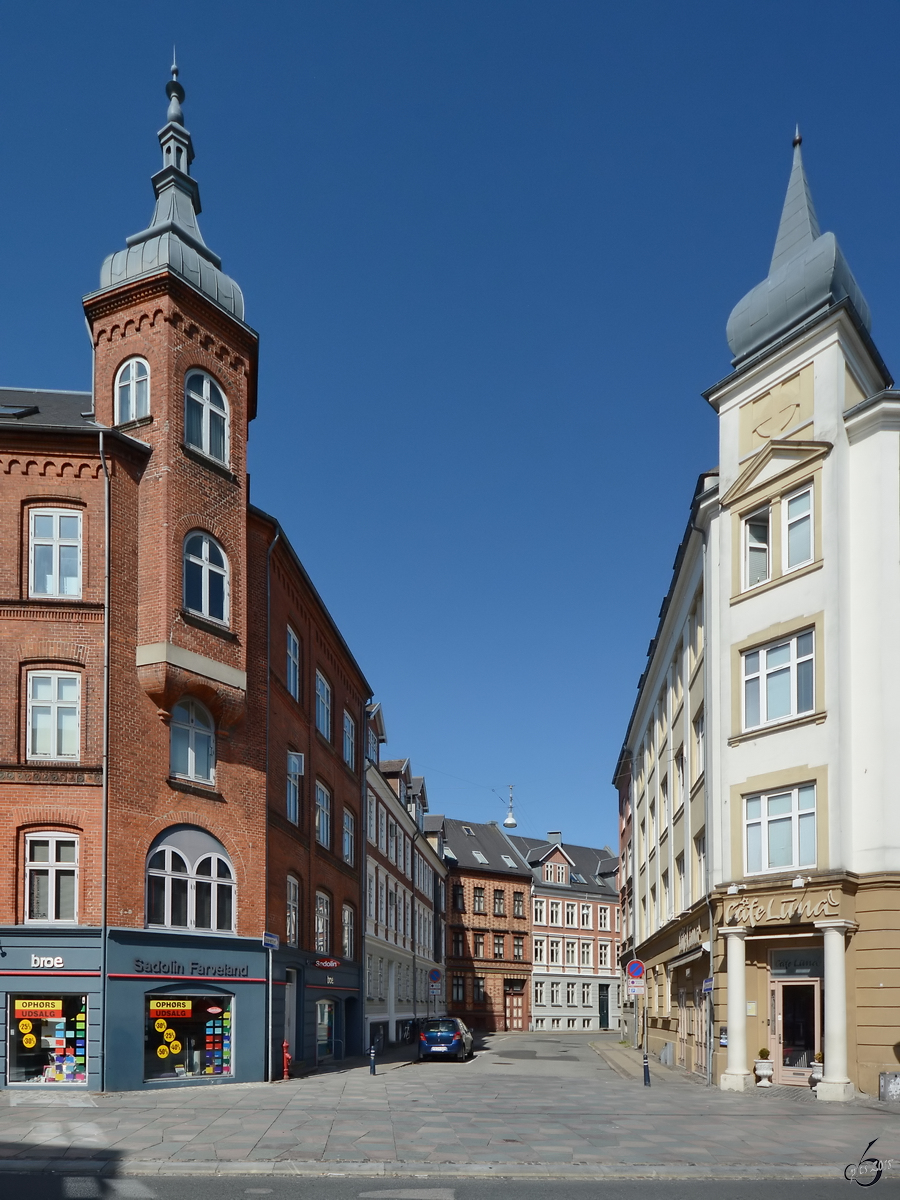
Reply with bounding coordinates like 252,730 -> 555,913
3,2 -> 900,849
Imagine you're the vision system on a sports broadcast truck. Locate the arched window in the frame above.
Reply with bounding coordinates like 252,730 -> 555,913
185,371 -> 229,464
115,358 -> 150,424
183,532 -> 229,624
146,826 -> 235,932
170,699 -> 215,784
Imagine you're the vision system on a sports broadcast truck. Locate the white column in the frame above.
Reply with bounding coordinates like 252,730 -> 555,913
815,919 -> 856,1102
719,926 -> 752,1091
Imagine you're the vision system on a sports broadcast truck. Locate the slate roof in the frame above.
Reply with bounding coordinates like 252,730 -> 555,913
507,835 -> 618,899
423,814 -> 444,833
0,388 -> 93,429
438,817 -> 532,878
378,759 -> 409,776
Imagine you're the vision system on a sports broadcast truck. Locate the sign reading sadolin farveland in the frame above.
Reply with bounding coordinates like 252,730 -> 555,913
133,959 -> 250,977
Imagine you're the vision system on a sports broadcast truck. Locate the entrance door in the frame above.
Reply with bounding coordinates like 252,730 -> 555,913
505,990 -> 523,1030
774,980 -> 821,1084
316,1000 -> 335,1061
599,985 -> 609,1029
284,970 -> 297,1058
677,989 -> 687,1067
693,987 -> 707,1076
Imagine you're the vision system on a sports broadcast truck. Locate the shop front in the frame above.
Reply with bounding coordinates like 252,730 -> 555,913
105,928 -> 267,1091
0,929 -> 102,1089
302,956 -> 361,1067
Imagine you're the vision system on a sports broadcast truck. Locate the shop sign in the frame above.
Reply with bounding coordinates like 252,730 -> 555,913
771,948 -> 824,977
15,998 -> 63,1018
723,888 -> 840,928
678,923 -> 702,955
149,999 -> 192,1018
133,958 -> 250,977
30,956 -> 64,969
315,958 -> 341,969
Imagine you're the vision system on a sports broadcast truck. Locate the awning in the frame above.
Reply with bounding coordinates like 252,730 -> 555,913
667,946 -> 708,969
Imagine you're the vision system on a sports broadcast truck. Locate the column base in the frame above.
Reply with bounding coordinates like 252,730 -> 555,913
719,1071 -> 753,1093
816,1079 -> 854,1103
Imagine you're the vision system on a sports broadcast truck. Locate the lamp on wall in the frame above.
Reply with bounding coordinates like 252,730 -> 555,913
791,875 -> 810,889
726,883 -> 745,896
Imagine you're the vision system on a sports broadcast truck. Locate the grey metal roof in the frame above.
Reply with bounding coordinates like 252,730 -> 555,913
98,65 -> 244,321
439,818 -> 532,878
423,814 -> 444,833
507,835 -> 618,899
726,133 -> 870,366
0,387 -> 92,428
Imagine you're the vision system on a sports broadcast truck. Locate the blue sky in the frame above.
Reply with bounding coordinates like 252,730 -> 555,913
3,2 -> 900,849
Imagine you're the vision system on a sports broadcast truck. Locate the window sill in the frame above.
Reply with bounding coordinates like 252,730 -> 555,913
167,777 -> 224,801
731,558 -> 823,605
180,609 -> 238,641
117,414 -> 153,433
728,710 -> 826,746
181,443 -> 239,484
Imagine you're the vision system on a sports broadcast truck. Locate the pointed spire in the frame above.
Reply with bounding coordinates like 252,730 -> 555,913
166,49 -> 185,127
769,125 -> 821,275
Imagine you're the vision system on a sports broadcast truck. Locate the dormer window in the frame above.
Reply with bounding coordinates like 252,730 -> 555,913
185,371 -> 229,465
115,358 -> 150,424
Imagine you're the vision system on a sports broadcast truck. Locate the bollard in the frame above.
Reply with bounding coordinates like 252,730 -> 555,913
643,1051 -> 651,1087
369,1045 -> 376,1075
282,1040 -> 291,1081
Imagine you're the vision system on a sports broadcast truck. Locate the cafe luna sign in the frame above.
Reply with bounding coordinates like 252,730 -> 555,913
724,888 -> 840,928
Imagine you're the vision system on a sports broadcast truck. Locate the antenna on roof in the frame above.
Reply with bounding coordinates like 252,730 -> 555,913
503,784 -> 518,829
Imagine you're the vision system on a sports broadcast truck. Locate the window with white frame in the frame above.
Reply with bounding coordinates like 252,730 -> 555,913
565,902 -> 577,927
565,940 -> 577,965
367,794 -> 376,842
378,879 -> 385,923
367,726 -> 378,763
27,671 -> 80,761
556,863 -> 567,883
549,900 -> 561,925
343,711 -> 356,769
549,939 -> 561,964
367,955 -> 374,997
30,509 -> 81,598
388,889 -> 396,929
25,834 -> 78,922
184,371 -> 229,464
695,832 -> 706,895
170,699 -> 215,783
286,752 -> 303,825
315,671 -> 332,740
115,357 -> 150,424
534,980 -> 545,1005
378,807 -> 386,852
566,982 -> 577,1004
744,506 -> 770,588
367,873 -> 375,919
543,863 -> 553,882
286,876 -> 299,946
578,940 -> 591,967
580,903 -> 592,928
315,782 -> 331,847
533,897 -> 546,924
598,942 -> 610,968
743,629 -> 814,729
745,783 -> 816,874
598,905 -> 610,930
533,937 -> 546,964
315,891 -> 331,953
342,809 -> 355,865
147,832 -> 235,932
693,708 -> 705,781
581,982 -> 591,1006
286,627 -> 300,700
784,485 -> 813,570
342,904 -> 355,959
550,982 -> 561,1004
183,532 -> 229,624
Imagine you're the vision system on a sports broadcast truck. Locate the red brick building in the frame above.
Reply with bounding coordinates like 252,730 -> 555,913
0,67 -> 369,1091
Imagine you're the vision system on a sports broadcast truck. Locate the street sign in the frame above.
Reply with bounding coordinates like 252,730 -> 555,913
626,959 -> 645,979
428,968 -> 442,984
627,983 -> 645,996
702,977 -> 713,995
262,931 -> 280,950
429,987 -> 441,996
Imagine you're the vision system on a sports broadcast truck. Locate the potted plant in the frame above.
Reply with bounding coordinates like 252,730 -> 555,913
754,1046 -> 774,1087
809,1050 -> 824,1087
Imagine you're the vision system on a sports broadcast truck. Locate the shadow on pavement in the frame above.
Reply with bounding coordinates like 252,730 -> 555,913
0,1142 -> 123,1196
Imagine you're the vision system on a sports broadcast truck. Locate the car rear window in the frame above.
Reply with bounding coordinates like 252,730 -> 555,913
423,1020 -> 457,1033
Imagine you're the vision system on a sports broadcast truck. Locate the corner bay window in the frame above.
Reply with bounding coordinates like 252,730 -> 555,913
147,829 -> 235,932
27,672 -> 80,761
183,533 -> 229,624
30,509 -> 81,598
144,995 -> 232,1080
743,629 -> 814,730
170,699 -> 215,783
185,371 -> 228,464
26,834 -> 78,922
745,784 -> 816,874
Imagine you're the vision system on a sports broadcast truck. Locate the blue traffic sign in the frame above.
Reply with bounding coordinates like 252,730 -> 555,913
626,959 -> 645,979
262,931 -> 280,950
428,968 -> 442,983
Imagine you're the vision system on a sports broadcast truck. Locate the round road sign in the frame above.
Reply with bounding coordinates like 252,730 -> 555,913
428,968 -> 442,983
626,959 -> 645,979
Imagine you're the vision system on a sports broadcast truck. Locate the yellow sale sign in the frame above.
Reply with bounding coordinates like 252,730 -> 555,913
15,999 -> 62,1018
149,999 -> 192,1018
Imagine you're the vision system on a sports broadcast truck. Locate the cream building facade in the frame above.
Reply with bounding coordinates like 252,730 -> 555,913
616,133 -> 900,1100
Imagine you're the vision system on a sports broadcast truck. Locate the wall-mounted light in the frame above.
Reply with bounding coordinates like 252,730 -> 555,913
791,875 -> 810,889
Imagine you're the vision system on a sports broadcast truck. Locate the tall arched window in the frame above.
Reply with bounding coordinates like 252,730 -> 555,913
170,699 -> 215,784
185,371 -> 229,464
146,826 -> 235,932
115,358 -> 150,424
183,532 -> 229,624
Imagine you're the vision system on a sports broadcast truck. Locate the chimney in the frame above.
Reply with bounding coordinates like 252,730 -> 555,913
547,831 -> 562,843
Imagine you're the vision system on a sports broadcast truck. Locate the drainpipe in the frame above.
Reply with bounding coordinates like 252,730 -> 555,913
264,527 -> 280,1081
98,428 -> 111,1092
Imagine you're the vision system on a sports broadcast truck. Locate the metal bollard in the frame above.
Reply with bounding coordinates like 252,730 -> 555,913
369,1045 -> 376,1075
643,1052 -> 651,1087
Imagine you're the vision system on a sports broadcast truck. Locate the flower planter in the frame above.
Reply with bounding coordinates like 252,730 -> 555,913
754,1058 -> 774,1087
809,1061 -> 823,1088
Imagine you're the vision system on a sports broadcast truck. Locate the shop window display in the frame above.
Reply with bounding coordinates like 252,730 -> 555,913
144,995 -> 233,1080
8,996 -> 87,1084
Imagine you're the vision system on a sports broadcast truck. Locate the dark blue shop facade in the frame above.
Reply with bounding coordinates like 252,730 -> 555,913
272,948 -> 363,1073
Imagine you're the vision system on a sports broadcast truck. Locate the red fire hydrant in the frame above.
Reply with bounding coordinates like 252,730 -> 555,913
282,1040 -> 291,1080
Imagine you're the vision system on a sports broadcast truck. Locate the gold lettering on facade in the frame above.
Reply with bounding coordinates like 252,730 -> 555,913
678,922 -> 702,954
724,888 -> 839,928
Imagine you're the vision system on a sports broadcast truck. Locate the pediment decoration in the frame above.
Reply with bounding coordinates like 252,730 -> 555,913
721,439 -> 831,509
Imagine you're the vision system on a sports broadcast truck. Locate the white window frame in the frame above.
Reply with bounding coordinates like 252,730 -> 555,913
315,781 -> 332,848
315,671 -> 332,740
367,873 -> 375,919
743,505 -> 771,589
534,980 -> 545,1005
26,671 -> 81,761
29,508 -> 82,599
784,484 -> 814,571
169,698 -> 216,784
580,903 -> 592,928
742,628 -> 815,731
342,904 -> 355,959
565,939 -> 577,966
146,845 -> 235,933
550,981 -> 561,1005
566,981 -> 577,1005
184,370 -> 229,465
549,900 -> 561,925
286,752 -> 303,825
315,891 -> 331,953
342,710 -> 356,769
744,783 -> 816,876
581,982 -> 591,1006
286,626 -> 300,700
597,905 -> 609,930
342,809 -> 355,865
533,937 -> 546,964
565,902 -> 577,927
286,875 -> 299,947
543,863 -> 553,882
25,833 -> 78,923
533,897 -> 546,924
183,532 -> 229,625
580,940 -> 592,967
115,356 -> 150,424
549,938 -> 561,965
367,794 -> 376,843
598,942 -> 610,968
556,863 -> 567,883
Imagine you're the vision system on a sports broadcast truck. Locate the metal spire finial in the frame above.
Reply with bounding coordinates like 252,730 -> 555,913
171,47 -> 179,81
793,124 -> 802,148
165,52 -> 185,126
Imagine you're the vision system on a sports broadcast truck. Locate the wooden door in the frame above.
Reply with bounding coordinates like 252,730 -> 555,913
505,991 -> 523,1030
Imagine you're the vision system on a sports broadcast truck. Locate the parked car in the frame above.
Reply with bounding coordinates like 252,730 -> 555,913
418,1018 -> 473,1061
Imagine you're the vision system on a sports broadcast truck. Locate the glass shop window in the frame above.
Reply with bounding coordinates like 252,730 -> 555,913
8,995 -> 87,1084
144,995 -> 233,1081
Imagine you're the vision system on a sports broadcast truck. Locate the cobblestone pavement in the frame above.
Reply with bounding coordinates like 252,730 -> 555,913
0,1031 -> 896,1176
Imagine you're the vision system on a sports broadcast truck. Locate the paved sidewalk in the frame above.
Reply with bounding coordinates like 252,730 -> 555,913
0,1032 -> 895,1179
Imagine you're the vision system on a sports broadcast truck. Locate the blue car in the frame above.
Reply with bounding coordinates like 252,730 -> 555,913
418,1018 -> 474,1061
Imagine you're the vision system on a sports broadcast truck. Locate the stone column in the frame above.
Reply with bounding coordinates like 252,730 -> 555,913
719,926 -> 752,1092
814,919 -> 857,1102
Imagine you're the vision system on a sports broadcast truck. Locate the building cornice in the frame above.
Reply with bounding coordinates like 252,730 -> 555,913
843,389 -> 900,444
